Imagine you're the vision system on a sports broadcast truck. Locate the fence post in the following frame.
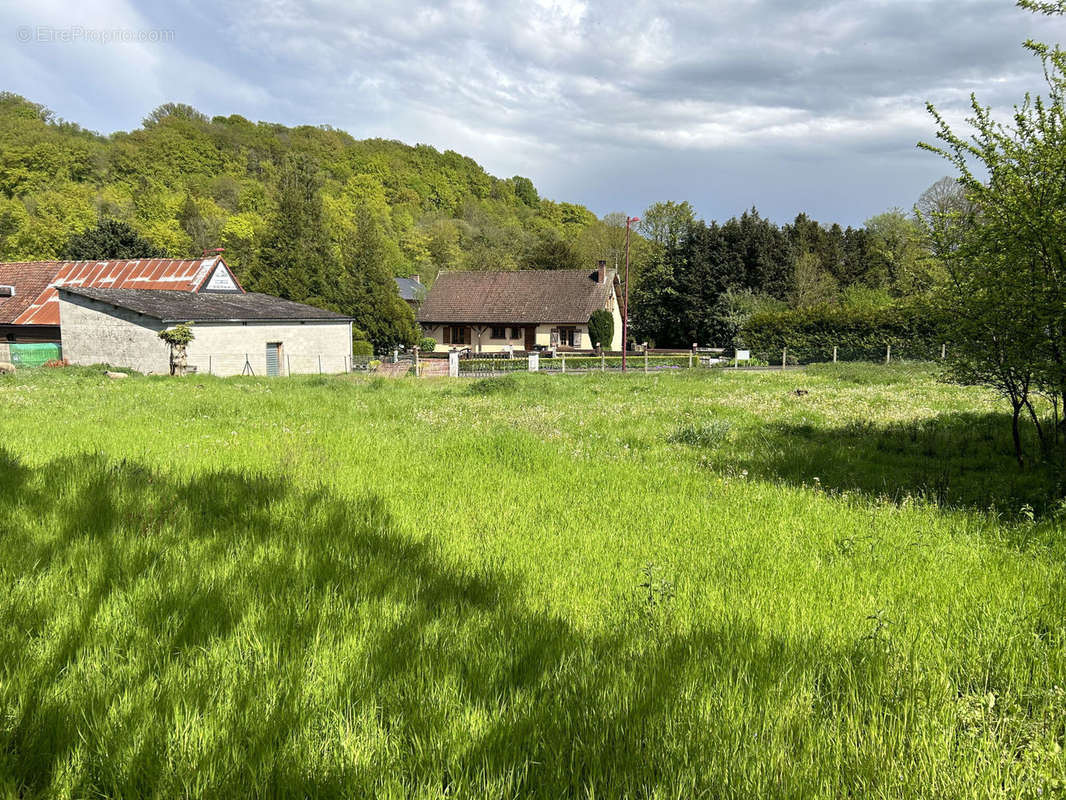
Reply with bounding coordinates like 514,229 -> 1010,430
528,353 -> 539,372
689,348 -> 693,369
287,355 -> 291,376
833,346 -> 838,363
414,346 -> 419,376
561,352 -> 566,374
449,350 -> 460,377
209,355 -> 212,375
885,345 -> 891,365
782,347 -> 787,370
599,344 -> 605,372
941,343 -> 946,360
319,355 -> 323,374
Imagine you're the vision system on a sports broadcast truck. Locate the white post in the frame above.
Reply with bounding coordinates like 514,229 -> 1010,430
782,347 -> 787,370
448,350 -> 459,377
414,346 -> 419,376
941,343 -> 946,360
644,343 -> 649,374
561,352 -> 566,373
209,355 -> 212,375
886,345 -> 891,364
833,346 -> 838,363
528,353 -> 539,372
689,351 -> 693,369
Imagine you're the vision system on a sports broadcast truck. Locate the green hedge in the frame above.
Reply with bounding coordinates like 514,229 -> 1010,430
739,304 -> 946,364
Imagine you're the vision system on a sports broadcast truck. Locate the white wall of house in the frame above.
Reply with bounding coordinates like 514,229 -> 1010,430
60,294 -> 170,373
186,321 -> 352,376
59,294 -> 352,376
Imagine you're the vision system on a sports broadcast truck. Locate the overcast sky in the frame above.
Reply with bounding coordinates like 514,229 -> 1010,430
4,0 -> 1066,226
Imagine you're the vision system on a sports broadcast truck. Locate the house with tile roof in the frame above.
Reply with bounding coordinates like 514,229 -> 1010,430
416,263 -> 623,353
0,257 -> 353,376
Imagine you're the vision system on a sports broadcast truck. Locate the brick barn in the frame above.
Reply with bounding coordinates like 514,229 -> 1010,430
0,257 -> 353,376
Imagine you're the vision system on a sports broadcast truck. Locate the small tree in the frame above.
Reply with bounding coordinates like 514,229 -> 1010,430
419,336 -> 437,353
588,309 -> 614,352
920,2 -> 1066,464
159,323 -> 194,376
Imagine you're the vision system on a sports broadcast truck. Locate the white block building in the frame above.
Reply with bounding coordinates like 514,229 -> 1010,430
58,286 -> 352,376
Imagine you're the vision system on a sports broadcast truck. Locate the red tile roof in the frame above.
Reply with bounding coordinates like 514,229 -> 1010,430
0,257 -> 239,326
416,269 -> 619,325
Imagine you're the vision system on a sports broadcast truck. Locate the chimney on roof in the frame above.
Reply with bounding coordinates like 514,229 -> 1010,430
597,260 -> 607,283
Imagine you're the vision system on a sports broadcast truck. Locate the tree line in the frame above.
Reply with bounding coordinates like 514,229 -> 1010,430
629,196 -> 949,349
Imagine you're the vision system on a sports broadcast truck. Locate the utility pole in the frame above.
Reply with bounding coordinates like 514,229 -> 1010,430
622,215 -> 639,372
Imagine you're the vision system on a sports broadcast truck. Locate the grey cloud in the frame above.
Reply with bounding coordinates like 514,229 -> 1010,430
2,0 -> 1065,224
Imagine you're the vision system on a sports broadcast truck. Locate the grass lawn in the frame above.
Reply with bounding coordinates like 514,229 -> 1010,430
0,364 -> 1063,798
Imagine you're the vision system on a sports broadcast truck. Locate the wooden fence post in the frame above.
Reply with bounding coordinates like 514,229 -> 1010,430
287,355 -> 291,376
833,346 -> 838,363
782,347 -> 787,370
319,355 -> 323,374
644,344 -> 649,374
561,352 -> 566,374
941,343 -> 946,360
885,345 -> 891,364
600,346 -> 605,372
208,355 -> 212,375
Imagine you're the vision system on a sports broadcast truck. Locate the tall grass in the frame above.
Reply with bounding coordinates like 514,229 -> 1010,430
0,364 -> 1063,797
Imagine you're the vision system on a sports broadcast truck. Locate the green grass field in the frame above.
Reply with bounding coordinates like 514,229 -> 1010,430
1,365 -> 1063,798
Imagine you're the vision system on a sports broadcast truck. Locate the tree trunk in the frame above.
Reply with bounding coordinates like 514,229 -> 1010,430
1012,402 -> 1025,469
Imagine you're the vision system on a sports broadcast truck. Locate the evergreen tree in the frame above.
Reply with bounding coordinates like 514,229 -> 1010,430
341,206 -> 419,350
247,153 -> 334,307
61,219 -> 166,259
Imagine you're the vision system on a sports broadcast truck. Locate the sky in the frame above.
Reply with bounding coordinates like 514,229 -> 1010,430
3,0 -> 1066,227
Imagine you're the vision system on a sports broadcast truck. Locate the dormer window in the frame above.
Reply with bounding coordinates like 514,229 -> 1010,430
0,285 -> 14,298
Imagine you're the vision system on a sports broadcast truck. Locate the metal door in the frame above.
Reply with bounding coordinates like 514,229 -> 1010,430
266,342 -> 281,376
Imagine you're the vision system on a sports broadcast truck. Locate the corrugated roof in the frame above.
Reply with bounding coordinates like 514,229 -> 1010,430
60,287 -> 351,322
0,257 -> 236,326
0,262 -> 59,326
416,269 -> 618,324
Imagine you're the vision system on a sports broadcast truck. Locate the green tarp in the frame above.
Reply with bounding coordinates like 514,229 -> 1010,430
9,343 -> 62,367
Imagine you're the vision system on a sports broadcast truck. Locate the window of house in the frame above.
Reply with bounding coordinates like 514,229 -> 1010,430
447,326 -> 467,345
491,326 -> 506,339
510,326 -> 522,339
559,327 -> 576,347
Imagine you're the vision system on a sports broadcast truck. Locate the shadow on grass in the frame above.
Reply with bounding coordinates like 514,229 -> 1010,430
715,411 -> 1065,517
0,449 -> 1062,797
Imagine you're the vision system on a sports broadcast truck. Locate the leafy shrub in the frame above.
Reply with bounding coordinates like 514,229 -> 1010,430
587,309 -> 614,350
467,375 -> 519,395
668,420 -> 732,448
353,341 -> 374,357
419,337 -> 437,352
367,359 -> 382,372
739,303 -> 946,364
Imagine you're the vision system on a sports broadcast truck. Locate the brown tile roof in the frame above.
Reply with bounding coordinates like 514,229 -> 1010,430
60,288 -> 351,322
417,269 -> 618,325
0,257 -> 238,326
